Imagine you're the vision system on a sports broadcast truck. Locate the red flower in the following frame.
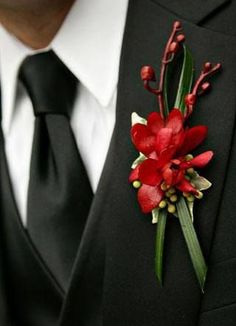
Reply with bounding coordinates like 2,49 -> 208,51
130,109 -> 213,213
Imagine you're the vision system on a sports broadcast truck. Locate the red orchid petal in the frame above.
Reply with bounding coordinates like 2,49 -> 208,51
156,146 -> 176,168
188,151 -> 214,168
170,169 -> 181,185
171,130 -> 185,152
131,124 -> 156,155
171,159 -> 181,165
147,112 -> 164,134
137,184 -> 164,213
139,159 -> 162,186
129,165 -> 140,183
156,128 -> 173,153
162,167 -> 173,185
175,170 -> 185,184
177,179 -> 198,195
148,151 -> 158,160
178,126 -> 208,156
165,109 -> 183,134
179,161 -> 191,169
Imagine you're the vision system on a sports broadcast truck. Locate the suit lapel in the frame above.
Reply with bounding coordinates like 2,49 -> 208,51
0,212 -> 9,325
59,0 -> 236,325
152,0 -> 230,23
0,90 -> 9,326
0,260 -> 9,325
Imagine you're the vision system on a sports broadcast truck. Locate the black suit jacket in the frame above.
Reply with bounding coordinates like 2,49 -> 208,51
1,0 -> 236,325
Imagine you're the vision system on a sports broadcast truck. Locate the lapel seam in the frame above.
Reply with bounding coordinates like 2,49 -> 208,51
148,0 -> 230,24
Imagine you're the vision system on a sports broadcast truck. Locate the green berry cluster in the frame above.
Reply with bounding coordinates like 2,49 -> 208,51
159,183 -> 177,213
132,153 -> 204,215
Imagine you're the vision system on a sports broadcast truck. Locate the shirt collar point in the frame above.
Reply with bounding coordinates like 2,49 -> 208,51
88,81 -> 117,108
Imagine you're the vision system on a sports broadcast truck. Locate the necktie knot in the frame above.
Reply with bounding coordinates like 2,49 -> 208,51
19,50 -> 77,117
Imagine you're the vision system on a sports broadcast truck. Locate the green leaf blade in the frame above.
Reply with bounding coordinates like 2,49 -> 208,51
176,197 -> 207,292
155,209 -> 168,285
174,45 -> 194,115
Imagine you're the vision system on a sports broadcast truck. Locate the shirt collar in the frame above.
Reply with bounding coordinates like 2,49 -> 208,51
0,0 -> 129,135
0,27 -> 45,135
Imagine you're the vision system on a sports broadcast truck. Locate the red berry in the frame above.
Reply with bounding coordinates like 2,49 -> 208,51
176,34 -> 185,42
140,66 -> 156,81
169,42 -> 180,53
201,82 -> 211,92
203,62 -> 212,72
185,94 -> 196,106
173,21 -> 181,29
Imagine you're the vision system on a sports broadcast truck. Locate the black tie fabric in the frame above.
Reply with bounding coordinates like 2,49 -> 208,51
19,51 -> 93,290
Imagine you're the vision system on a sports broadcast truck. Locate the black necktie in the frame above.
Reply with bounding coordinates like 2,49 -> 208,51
19,51 -> 93,290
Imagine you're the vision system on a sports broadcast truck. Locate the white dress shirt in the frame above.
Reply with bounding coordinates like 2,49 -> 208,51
0,0 -> 129,226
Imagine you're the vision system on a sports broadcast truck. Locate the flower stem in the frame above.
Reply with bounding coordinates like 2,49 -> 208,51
141,21 -> 184,119
186,63 -> 221,117
155,208 -> 168,285
158,22 -> 182,118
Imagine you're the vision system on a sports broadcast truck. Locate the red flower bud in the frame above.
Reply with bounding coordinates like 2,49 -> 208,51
185,94 -> 196,106
173,21 -> 181,29
140,66 -> 156,81
169,42 -> 180,53
201,82 -> 211,92
176,34 -> 185,43
203,62 -> 212,72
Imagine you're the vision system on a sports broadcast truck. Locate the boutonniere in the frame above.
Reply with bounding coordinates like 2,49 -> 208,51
129,21 -> 221,292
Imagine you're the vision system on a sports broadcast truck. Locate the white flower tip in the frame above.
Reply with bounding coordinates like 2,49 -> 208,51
152,217 -> 158,224
131,112 -> 147,126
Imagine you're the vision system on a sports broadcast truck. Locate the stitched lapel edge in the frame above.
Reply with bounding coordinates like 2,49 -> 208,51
150,0 -> 230,23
